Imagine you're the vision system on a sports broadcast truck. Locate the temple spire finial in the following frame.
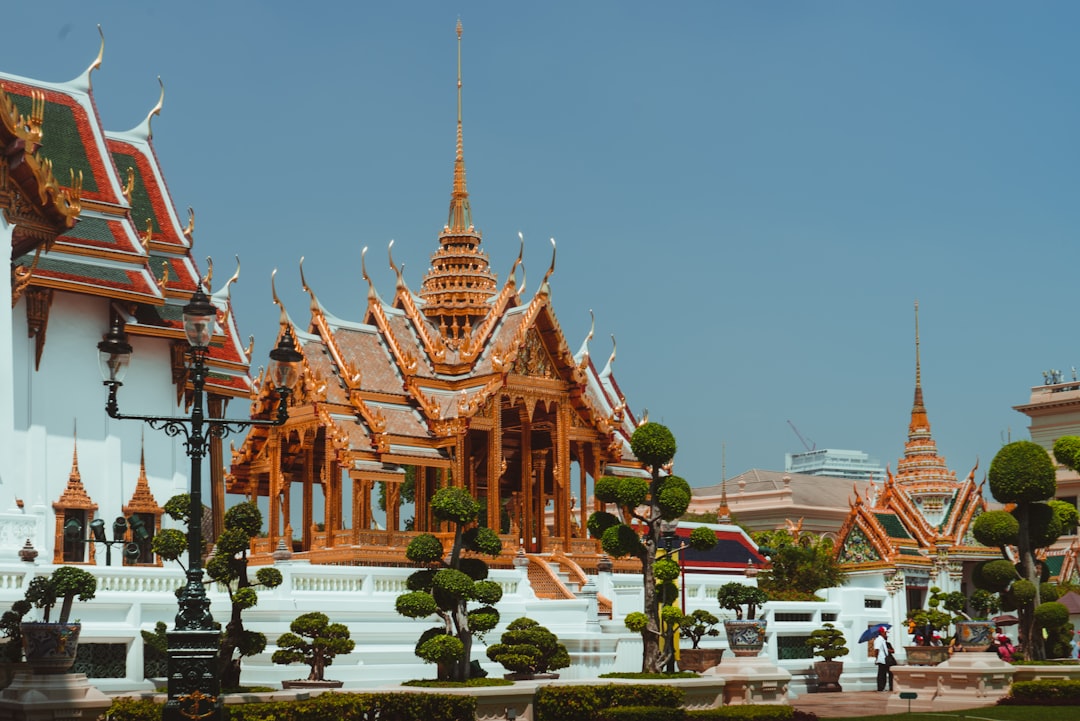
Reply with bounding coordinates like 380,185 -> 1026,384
913,300 -> 924,413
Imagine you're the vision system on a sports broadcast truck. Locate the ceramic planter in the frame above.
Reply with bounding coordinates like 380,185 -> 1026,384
813,660 -> 843,692
723,619 -> 767,657
678,647 -> 724,672
281,679 -> 344,689
903,644 -> 949,666
954,621 -> 995,651
20,622 -> 80,674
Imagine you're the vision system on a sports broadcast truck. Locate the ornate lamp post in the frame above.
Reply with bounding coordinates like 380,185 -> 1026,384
97,288 -> 301,721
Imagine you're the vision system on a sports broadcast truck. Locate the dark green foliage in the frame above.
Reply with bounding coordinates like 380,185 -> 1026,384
0,599 -> 31,662
657,581 -> 679,605
534,684 -> 684,721
630,422 -> 677,467
223,691 -> 477,721
988,440 -> 1056,503
679,609 -> 720,649
587,511 -> 620,539
687,707 -> 795,721
1050,499 -> 1080,530
1012,580 -> 1037,605
1053,436 -> 1080,473
223,502 -> 262,537
806,622 -> 849,660
406,534 -> 444,564
656,476 -> 692,520
624,612 -> 648,633
601,524 -> 644,558
395,486 -> 501,682
430,486 -> 480,525
594,476 -> 623,503
653,558 -> 680,582
255,567 -> 282,588
150,528 -> 187,564
1001,679 -> 1080,705
753,529 -> 847,599
1034,601 -> 1069,629
486,617 -> 570,675
596,707 -> 685,721
969,588 -> 1001,619
717,582 -> 768,621
271,611 -> 354,682
162,493 -> 190,524
101,698 -> 162,721
1041,583 -> 1060,603
973,510 -> 1019,547
1027,503 -> 1064,548
615,477 -> 650,509
688,526 -> 718,550
26,566 -> 96,625
978,559 -> 1021,591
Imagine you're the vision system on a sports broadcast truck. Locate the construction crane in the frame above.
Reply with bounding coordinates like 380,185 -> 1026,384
787,420 -> 816,452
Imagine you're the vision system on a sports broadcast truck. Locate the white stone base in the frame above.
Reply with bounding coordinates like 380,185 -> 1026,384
886,652 -> 1015,713
704,654 -> 791,706
0,672 -> 112,721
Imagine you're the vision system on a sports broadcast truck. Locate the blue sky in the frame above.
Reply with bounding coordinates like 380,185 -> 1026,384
5,3 -> 1079,492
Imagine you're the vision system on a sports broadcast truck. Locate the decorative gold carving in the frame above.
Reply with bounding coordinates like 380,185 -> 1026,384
141,217 -> 153,250
122,167 -> 135,205
11,247 -> 42,308
511,328 -> 555,379
183,206 -> 195,241
157,260 -> 170,292
24,286 -> 53,370
431,418 -> 468,438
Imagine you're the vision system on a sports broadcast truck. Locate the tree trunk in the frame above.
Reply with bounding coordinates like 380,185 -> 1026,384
1016,503 -> 1045,660
640,466 -> 663,673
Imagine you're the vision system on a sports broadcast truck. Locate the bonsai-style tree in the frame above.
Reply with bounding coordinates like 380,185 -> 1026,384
25,566 -> 97,626
678,609 -> 720,650
971,440 -> 1077,660
806,622 -> 849,661
968,589 -> 1001,621
394,486 -> 502,682
753,529 -> 848,601
906,586 -> 966,643
153,495 -> 283,687
271,611 -> 355,682
0,600 -> 31,662
485,617 -> 569,677
585,422 -> 716,673
716,582 -> 768,621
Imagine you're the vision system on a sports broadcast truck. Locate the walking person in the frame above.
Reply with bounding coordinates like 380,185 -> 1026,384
873,627 -> 893,692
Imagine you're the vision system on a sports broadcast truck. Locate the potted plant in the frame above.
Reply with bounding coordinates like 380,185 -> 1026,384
486,617 -> 570,680
904,586 -> 957,665
21,566 -> 97,674
0,599 -> 31,687
272,611 -> 354,688
717,582 -> 769,657
676,609 -> 724,672
806,623 -> 849,692
954,589 -> 999,651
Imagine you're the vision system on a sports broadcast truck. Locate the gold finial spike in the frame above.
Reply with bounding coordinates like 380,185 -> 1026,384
145,76 -> 164,140
445,19 -> 473,232
245,335 -> 254,360
388,240 -> 406,291
123,166 -> 135,204
141,217 -> 152,250
202,256 -> 213,291
84,25 -> 105,89
159,260 -> 170,291
540,237 -> 556,292
183,207 -> 195,241
914,299 -> 921,389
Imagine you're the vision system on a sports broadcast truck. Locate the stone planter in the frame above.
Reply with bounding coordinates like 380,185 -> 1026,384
502,671 -> 560,680
813,660 -> 843,692
678,647 -> 724,673
20,622 -> 80,675
903,644 -> 949,666
724,619 -> 767,657
954,621 -> 995,651
281,679 -> 344,689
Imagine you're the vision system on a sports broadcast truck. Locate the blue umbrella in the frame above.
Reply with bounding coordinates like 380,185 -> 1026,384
858,623 -> 891,643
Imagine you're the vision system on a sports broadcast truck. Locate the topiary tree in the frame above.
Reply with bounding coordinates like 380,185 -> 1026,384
971,440 -> 1074,659
394,486 -> 502,682
678,609 -> 720,650
272,611 -> 355,682
753,529 -> 848,601
0,599 -> 31,662
586,422 -> 716,673
153,496 -> 283,687
716,582 -> 768,621
806,622 -> 849,661
485,617 -> 569,677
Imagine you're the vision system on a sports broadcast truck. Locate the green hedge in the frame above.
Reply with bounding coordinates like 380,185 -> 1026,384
103,692 -> 477,721
688,706 -> 794,721
596,706 -> 685,721
535,684 -> 684,721
1001,679 -> 1080,705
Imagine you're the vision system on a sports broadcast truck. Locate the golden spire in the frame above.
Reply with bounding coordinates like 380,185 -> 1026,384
419,20 -> 498,345
909,300 -> 928,436
718,441 -> 731,523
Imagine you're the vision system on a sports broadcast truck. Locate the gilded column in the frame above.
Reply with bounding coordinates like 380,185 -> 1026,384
520,407 -> 533,551
487,398 -> 502,531
268,429 -> 282,547
302,441 -> 314,551
208,395 -> 226,543
556,403 -> 571,541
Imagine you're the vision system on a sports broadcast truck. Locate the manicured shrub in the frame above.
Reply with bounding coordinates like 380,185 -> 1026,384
271,611 -> 354,682
224,691 -> 476,721
688,707 -> 795,721
596,706 -> 685,721
103,698 -> 162,721
486,617 -> 569,675
534,684 -> 684,721
1000,679 -> 1080,705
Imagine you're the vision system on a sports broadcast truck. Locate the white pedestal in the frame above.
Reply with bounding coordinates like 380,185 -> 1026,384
703,654 -> 791,706
0,672 -> 112,721
886,652 -> 1015,713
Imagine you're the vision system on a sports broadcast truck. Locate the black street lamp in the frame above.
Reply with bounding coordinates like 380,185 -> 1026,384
97,288 -> 301,721
63,514 -> 148,566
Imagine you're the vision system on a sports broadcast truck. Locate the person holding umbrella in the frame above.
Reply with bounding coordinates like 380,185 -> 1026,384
873,626 -> 894,692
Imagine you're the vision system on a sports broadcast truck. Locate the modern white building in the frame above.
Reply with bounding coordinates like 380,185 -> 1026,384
784,449 -> 885,483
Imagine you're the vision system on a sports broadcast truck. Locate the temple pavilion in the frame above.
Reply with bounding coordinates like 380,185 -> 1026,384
228,23 -> 645,570
833,304 -> 996,610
